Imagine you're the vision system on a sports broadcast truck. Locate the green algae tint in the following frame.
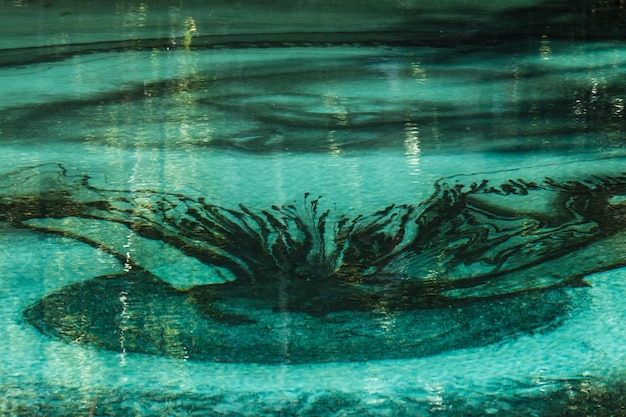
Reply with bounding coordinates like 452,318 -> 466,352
2,0 -> 626,415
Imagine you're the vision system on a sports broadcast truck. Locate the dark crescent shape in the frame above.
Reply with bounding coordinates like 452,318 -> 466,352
23,269 -> 579,364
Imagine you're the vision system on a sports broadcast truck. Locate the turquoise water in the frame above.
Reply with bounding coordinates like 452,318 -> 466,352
2,1 -> 626,415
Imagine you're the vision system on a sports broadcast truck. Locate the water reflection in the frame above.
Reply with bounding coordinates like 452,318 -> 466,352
539,34 -> 552,60
3,40 -> 625,158
403,120 -> 421,177
0,158 -> 622,364
2,0 -> 626,414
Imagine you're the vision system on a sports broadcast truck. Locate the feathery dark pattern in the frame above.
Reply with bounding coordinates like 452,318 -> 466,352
2,163 -> 626,307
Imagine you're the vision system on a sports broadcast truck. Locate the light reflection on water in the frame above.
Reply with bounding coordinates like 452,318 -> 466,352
1,0 -> 626,415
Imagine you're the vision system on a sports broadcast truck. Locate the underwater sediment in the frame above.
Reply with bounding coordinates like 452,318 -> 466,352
0,163 -> 624,363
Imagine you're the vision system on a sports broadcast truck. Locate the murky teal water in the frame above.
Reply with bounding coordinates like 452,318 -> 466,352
2,1 -> 626,415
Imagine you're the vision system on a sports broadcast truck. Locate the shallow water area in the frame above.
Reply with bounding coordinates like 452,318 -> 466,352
2,1 -> 626,416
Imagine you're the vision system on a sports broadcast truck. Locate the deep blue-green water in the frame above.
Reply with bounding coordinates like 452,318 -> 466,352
2,1 -> 626,415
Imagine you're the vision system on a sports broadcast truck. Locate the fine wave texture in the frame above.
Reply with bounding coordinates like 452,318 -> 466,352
2,163 -> 625,362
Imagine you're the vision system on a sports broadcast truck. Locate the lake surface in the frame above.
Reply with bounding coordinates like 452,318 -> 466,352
1,1 -> 626,415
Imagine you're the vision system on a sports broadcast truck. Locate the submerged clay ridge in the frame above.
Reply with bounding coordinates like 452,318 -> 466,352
2,163 -> 625,362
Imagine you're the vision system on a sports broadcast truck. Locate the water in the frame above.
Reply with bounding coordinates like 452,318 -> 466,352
2,1 -> 626,415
